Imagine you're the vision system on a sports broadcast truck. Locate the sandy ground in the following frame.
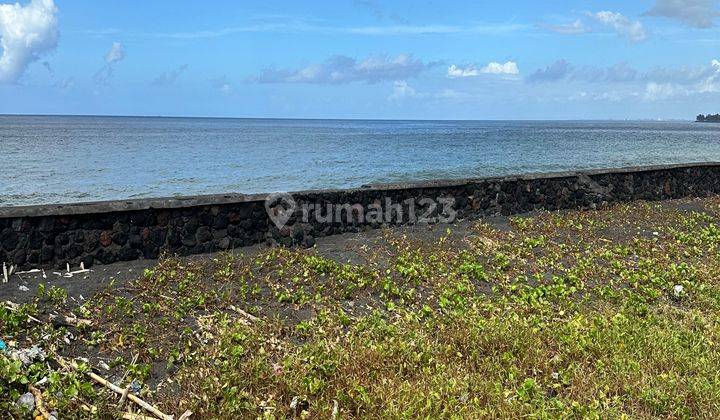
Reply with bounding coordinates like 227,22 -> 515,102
2,196 -> 708,306
0,216 -> 515,305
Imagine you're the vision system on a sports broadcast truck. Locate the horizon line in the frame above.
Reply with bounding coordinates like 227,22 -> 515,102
0,112 -> 694,123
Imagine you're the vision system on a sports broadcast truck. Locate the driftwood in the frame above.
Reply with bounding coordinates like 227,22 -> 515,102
84,368 -> 174,420
118,353 -> 139,409
50,263 -> 91,278
28,384 -> 52,419
229,305 -> 259,322
15,268 -> 41,275
122,413 -> 161,420
118,385 -> 131,408
62,357 -> 177,420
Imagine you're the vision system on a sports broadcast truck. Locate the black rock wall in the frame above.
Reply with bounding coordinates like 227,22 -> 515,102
1,163 -> 719,270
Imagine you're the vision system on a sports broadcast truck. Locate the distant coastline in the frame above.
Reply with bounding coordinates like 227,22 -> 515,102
696,114 -> 720,123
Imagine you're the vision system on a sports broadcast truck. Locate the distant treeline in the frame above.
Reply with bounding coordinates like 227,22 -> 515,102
697,114 -> 720,123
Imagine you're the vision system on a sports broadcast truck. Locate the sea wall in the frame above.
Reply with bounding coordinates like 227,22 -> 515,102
1,163 -> 720,270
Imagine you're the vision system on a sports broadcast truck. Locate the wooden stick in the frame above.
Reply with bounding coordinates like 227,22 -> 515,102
229,305 -> 259,322
118,352 -> 138,408
122,414 -> 161,420
15,268 -> 41,275
86,371 -> 173,420
56,357 -> 173,420
28,384 -> 51,419
118,385 -> 130,408
3,262 -> 8,283
178,410 -> 193,420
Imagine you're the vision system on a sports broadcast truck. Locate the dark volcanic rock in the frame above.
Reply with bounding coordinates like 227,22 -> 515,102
1,163 -> 720,269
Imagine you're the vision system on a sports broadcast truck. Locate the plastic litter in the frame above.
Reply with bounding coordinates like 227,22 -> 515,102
129,379 -> 142,395
12,345 -> 46,366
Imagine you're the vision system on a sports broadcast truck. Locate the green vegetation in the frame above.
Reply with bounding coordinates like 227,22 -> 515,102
696,113 -> 720,122
4,198 -> 720,418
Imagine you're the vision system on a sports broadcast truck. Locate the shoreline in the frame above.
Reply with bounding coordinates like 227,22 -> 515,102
0,162 -> 717,216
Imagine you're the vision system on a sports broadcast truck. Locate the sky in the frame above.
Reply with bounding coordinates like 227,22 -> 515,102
1,0 -> 720,120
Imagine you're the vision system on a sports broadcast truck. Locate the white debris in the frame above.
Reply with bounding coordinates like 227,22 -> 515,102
673,284 -> 685,298
11,345 -> 47,366
18,285 -> 29,292
16,392 -> 35,412
16,268 -> 41,275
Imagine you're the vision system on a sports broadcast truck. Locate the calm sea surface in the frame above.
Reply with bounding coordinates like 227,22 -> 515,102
1,115 -> 719,206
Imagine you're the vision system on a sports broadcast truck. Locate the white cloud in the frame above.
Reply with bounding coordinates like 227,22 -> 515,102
447,61 -> 519,78
0,0 -> 59,83
645,0 -> 720,28
528,58 -> 720,100
104,41 -> 125,64
482,61 -> 519,75
448,64 -> 478,78
388,80 -> 419,101
696,59 -> 720,92
94,41 -> 125,85
644,82 -> 684,100
251,54 -> 430,84
543,19 -> 589,34
387,82 -> 477,103
637,59 -> 720,100
137,22 -> 529,40
589,11 -> 647,42
210,76 -> 232,94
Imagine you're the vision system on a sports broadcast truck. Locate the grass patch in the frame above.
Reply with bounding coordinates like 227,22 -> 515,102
4,198 -> 720,418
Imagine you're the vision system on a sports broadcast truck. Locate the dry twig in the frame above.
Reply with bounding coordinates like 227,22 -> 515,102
28,384 -> 52,419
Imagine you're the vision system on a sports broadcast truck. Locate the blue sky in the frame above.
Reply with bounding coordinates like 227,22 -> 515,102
2,0 -> 720,119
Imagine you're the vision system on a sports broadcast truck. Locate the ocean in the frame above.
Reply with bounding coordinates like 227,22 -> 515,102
1,115 -> 719,206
